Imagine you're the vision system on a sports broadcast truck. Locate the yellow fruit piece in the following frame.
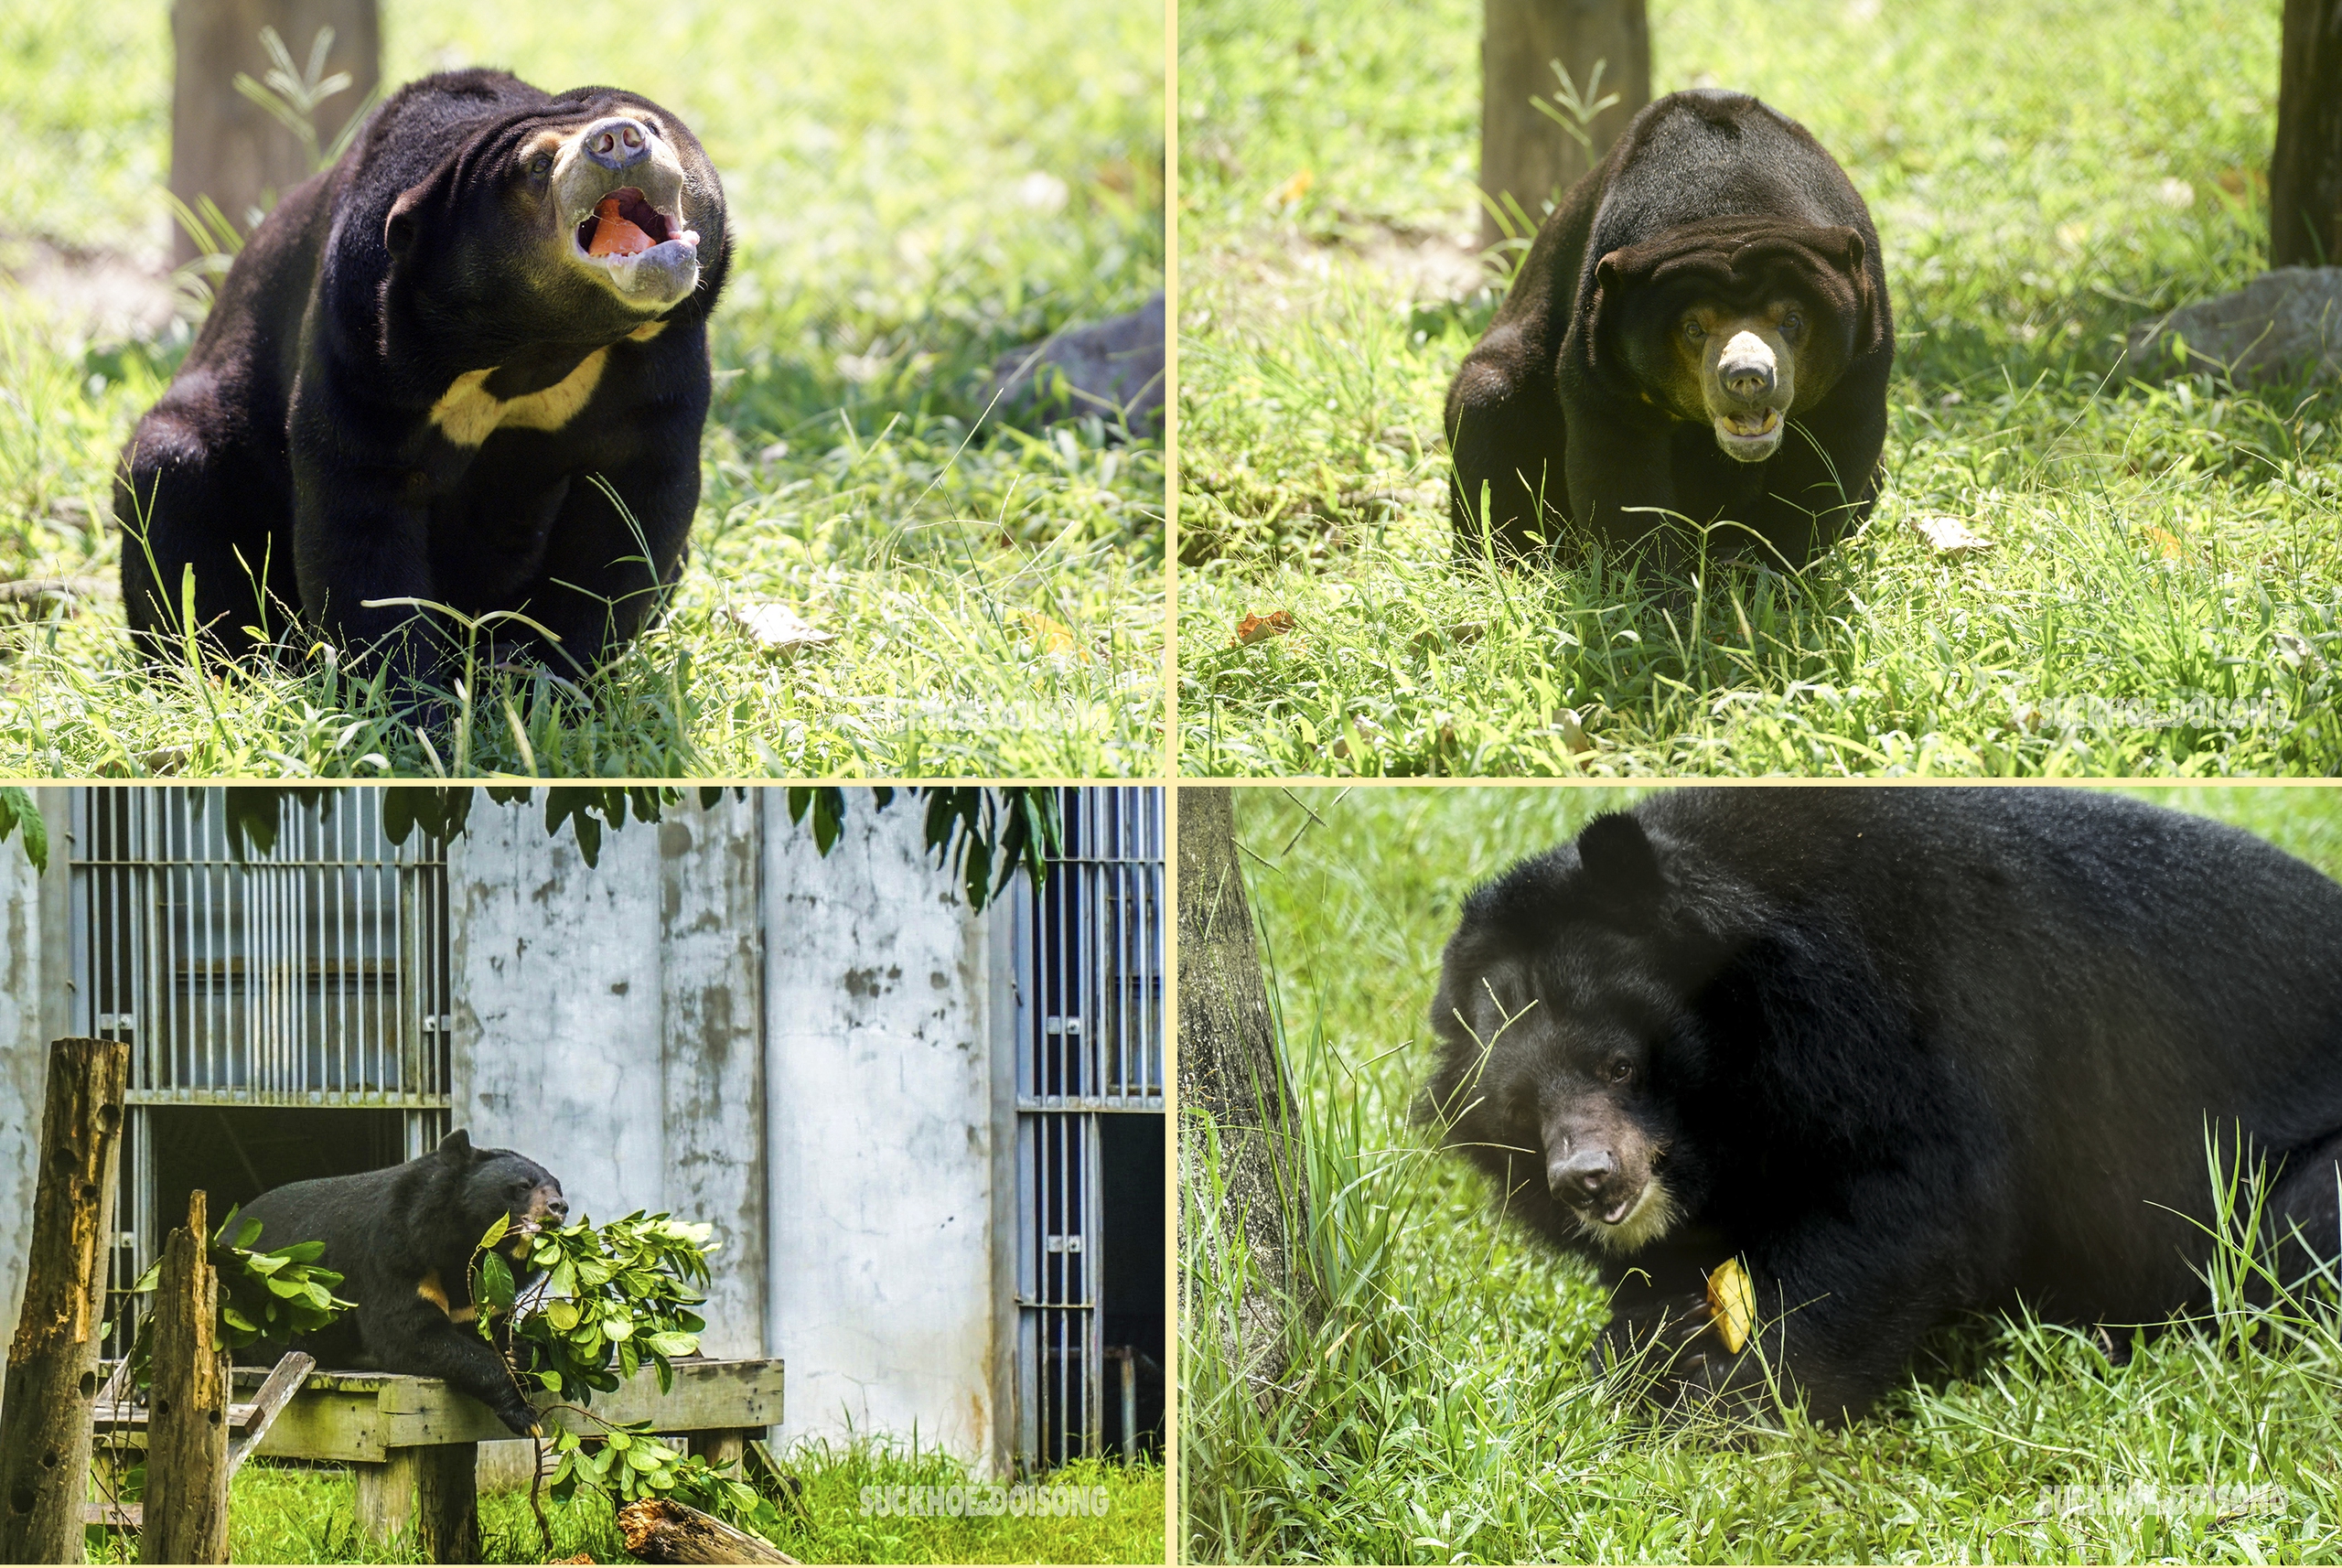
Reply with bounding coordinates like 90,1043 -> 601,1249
1707,1258 -> 1755,1354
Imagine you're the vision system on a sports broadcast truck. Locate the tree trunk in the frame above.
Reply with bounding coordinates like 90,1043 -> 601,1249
169,0 -> 381,264
1174,788 -> 1316,1399
1478,0 -> 1650,252
617,1498 -> 800,1564
141,1192 -> 230,1566
0,1039 -> 132,1567
2272,0 -> 2342,268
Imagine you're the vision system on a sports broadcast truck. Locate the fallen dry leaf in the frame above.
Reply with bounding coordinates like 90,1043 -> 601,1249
2143,525 -> 2189,562
729,602 -> 836,655
1274,168 -> 1315,205
1555,709 -> 1593,756
1910,514 -> 1993,557
1020,610 -> 1088,660
1235,609 -> 1296,646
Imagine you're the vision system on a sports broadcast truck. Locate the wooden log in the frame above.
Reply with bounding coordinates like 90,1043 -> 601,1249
141,1190 -> 230,1565
617,1498 -> 800,1564
0,1037 -> 131,1567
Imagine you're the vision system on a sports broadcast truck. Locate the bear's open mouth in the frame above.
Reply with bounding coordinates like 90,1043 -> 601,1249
1718,408 -> 1782,440
574,188 -> 692,260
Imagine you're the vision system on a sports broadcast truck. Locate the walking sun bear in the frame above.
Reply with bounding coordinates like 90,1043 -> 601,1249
1421,789 -> 2342,1424
234,1130 -> 568,1434
1445,90 -> 1893,569
117,69 -> 730,700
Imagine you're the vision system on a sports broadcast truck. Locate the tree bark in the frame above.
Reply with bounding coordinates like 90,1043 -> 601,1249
617,1498 -> 800,1564
1175,788 -> 1316,1400
2272,0 -> 2342,268
1478,0 -> 1650,252
141,1192 -> 230,1566
0,1038 -> 132,1567
169,0 -> 381,265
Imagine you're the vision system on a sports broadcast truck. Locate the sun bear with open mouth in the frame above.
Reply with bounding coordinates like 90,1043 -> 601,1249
117,69 -> 730,697
1445,90 -> 1892,569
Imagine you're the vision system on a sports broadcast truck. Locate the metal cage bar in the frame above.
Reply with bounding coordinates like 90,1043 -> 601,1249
1012,787 -> 1164,1470
71,789 -> 456,1359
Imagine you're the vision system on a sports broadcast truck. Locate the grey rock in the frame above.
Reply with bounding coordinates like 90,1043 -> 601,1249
2126,265 -> 2342,383
988,292 -> 1165,437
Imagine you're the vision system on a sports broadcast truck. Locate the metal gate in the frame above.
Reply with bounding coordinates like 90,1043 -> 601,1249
1009,786 -> 1164,1469
70,788 -> 453,1352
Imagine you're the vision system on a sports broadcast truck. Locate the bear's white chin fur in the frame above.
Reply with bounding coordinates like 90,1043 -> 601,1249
1575,1177 -> 1680,1252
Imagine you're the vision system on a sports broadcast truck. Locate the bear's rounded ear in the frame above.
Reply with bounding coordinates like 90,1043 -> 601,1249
437,1129 -> 474,1158
1575,811 -> 1664,912
385,184 -> 431,260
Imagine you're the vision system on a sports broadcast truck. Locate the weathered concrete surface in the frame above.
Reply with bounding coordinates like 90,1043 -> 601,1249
989,292 -> 1166,437
2127,266 -> 2342,382
760,793 -> 1006,1476
450,792 -> 768,1361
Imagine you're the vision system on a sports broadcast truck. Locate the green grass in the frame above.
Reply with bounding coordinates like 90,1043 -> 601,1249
91,1446 -> 1164,1564
0,0 -> 1165,778
1182,784 -> 2342,1563
1176,0 -> 2342,776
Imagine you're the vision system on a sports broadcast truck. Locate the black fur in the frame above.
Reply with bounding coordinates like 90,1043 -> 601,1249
233,1129 -> 567,1434
118,69 -> 730,696
1421,789 -> 2342,1423
1445,90 -> 1892,567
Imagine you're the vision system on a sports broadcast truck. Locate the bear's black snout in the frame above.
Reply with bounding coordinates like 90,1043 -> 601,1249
1548,1146 -> 1618,1207
583,116 -> 652,170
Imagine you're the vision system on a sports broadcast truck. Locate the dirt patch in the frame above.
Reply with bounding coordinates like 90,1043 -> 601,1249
1,237 -> 180,345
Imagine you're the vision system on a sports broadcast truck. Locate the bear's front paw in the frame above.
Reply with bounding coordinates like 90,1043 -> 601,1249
494,1400 -> 543,1437
1590,1294 -> 1768,1415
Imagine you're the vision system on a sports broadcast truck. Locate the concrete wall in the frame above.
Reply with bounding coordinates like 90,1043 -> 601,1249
762,793 -> 1009,1475
450,790 -> 768,1359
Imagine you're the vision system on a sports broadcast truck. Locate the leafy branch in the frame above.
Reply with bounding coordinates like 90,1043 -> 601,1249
119,1208 -> 357,1389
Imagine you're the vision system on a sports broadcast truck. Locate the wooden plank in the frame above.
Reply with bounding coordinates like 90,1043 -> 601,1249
91,1358 -> 785,1465
225,1352 -> 315,1479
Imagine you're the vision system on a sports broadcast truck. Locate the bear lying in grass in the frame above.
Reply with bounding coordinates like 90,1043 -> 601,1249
1421,789 -> 2342,1423
1445,90 -> 1892,569
235,1130 -> 566,1434
117,69 -> 729,702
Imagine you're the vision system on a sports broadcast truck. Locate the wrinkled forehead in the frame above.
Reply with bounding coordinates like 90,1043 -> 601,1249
1445,932 -> 1675,1050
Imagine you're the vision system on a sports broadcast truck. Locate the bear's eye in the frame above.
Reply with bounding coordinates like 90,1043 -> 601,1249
1781,310 -> 1804,335
528,153 -> 553,177
1607,1058 -> 1633,1084
1681,318 -> 1705,342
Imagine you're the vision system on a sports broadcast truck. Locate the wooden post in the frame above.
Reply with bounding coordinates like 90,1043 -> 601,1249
141,1191 -> 230,1565
354,1445 -> 479,1563
686,1429 -> 747,1471
0,1038 -> 131,1567
1477,0 -> 1649,252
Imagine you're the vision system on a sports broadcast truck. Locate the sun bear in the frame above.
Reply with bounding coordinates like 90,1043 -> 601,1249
117,69 -> 730,699
233,1130 -> 566,1434
1421,789 -> 2342,1423
1445,90 -> 1892,569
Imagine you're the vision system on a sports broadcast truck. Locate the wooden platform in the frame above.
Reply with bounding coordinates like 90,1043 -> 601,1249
95,1355 -> 784,1563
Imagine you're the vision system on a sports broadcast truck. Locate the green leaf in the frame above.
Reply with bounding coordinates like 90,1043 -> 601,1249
645,1331 -> 698,1359
478,1251 -> 515,1310
546,1298 -> 581,1332
478,1213 -> 511,1253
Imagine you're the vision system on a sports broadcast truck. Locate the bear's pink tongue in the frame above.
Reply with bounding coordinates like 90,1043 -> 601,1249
588,196 -> 654,258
